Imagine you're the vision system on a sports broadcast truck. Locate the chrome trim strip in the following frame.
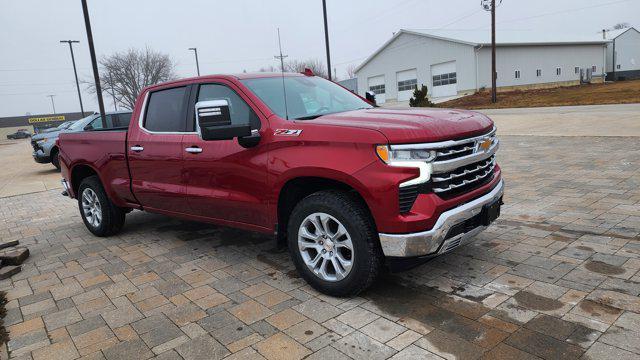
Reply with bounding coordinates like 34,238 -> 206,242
379,179 -> 504,257
389,127 -> 496,151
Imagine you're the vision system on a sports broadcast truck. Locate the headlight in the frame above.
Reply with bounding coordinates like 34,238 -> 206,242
376,145 -> 434,187
376,145 -> 436,163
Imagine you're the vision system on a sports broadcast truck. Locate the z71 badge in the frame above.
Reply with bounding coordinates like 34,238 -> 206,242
274,129 -> 303,136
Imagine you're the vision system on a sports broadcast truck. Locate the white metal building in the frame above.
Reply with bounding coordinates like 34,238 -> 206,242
355,29 -> 610,104
605,27 -> 640,81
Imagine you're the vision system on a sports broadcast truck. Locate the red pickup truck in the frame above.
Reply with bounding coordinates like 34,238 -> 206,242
58,72 -> 502,296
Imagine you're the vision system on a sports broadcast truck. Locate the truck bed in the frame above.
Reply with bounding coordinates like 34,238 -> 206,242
58,129 -> 138,207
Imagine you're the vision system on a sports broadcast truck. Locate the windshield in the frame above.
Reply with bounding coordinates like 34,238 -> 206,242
67,114 -> 97,131
241,76 -> 372,120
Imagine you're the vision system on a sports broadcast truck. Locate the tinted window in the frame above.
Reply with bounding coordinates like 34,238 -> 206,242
115,112 -> 132,127
145,87 -> 186,132
88,115 -> 114,130
197,84 -> 260,129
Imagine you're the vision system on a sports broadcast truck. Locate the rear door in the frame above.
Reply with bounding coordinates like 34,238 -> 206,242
128,85 -> 191,213
181,81 -> 270,228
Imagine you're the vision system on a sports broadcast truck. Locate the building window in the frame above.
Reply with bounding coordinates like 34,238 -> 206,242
616,64 -> 621,70
397,79 -> 417,92
515,70 -> 521,79
369,84 -> 385,95
536,69 -> 542,77
556,67 -> 562,76
574,67 -> 580,74
432,72 -> 457,87
592,65 -> 597,72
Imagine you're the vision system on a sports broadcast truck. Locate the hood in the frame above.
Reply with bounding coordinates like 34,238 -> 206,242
303,108 -> 493,143
31,130 -> 61,141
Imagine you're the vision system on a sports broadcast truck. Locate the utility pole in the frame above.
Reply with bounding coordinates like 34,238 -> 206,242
81,0 -> 107,127
274,28 -> 288,72
60,40 -> 84,115
47,95 -> 56,114
188,47 -> 200,76
482,0 -> 500,103
322,0 -> 332,80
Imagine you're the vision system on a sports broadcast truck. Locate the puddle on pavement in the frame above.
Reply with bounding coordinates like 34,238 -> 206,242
578,299 -> 622,318
497,219 -> 639,241
513,291 -> 563,311
584,260 -> 625,275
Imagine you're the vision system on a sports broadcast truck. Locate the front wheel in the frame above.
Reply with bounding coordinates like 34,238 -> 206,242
287,190 -> 383,297
50,148 -> 60,171
78,175 -> 126,237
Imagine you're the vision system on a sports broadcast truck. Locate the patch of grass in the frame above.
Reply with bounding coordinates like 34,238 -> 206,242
437,80 -> 640,109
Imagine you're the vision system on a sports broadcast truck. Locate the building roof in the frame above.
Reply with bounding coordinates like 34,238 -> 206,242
355,29 -> 612,73
604,27 -> 640,39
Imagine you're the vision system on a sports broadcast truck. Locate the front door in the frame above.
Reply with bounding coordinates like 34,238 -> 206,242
181,82 -> 270,229
128,85 -> 191,214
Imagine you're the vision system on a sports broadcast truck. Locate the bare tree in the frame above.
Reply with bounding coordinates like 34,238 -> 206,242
87,47 -> 177,110
258,65 -> 278,72
345,64 -> 357,79
285,58 -> 328,78
612,22 -> 631,30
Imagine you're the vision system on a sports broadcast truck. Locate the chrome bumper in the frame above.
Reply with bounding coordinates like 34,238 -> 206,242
379,179 -> 504,257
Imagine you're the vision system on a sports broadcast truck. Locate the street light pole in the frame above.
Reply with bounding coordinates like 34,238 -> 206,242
189,48 -> 200,76
490,0 -> 497,103
60,40 -> 85,115
322,0 -> 332,80
47,95 -> 56,114
80,0 -> 107,128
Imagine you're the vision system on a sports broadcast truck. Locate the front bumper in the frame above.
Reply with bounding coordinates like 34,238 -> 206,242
379,179 -> 504,257
32,149 -> 51,163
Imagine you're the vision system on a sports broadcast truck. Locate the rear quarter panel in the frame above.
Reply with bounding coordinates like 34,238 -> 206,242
58,130 -> 136,207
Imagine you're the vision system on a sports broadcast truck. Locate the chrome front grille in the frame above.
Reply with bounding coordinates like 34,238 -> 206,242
432,156 -> 496,194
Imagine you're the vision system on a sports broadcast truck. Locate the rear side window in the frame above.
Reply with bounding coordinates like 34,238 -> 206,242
144,87 -> 187,132
88,115 -> 114,130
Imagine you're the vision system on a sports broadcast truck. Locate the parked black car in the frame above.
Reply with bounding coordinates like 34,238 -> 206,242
6,129 -> 31,139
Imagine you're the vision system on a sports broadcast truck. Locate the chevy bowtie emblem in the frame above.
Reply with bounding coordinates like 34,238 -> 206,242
476,138 -> 492,152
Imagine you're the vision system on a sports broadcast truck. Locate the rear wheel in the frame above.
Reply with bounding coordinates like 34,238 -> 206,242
50,148 -> 60,171
287,190 -> 383,297
78,175 -> 126,236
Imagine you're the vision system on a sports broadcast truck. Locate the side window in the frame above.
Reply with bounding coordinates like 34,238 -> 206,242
88,115 -> 113,130
196,84 -> 260,129
144,87 -> 187,132
115,113 -> 132,127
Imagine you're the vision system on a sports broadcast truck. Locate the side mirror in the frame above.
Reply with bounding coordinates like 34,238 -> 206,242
84,124 -> 94,131
365,91 -> 377,106
196,99 -> 251,141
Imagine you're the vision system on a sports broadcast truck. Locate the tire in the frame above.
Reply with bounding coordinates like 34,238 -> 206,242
50,148 -> 61,171
77,175 -> 126,237
287,190 -> 383,297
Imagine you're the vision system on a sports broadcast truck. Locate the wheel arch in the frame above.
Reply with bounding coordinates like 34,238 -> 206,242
276,174 -> 376,247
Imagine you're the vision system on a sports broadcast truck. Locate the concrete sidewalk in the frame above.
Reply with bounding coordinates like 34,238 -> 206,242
0,139 -> 62,198
479,103 -> 640,137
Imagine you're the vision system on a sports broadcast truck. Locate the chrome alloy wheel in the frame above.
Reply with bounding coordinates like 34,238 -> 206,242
298,212 -> 354,282
81,188 -> 102,228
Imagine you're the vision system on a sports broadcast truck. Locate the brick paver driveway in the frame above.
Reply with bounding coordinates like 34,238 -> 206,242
1,135 -> 639,359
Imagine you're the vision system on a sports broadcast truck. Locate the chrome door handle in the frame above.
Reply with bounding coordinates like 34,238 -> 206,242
185,147 -> 203,154
130,146 -> 144,152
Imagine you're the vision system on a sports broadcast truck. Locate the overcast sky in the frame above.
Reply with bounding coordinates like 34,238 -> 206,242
1,0 -> 638,117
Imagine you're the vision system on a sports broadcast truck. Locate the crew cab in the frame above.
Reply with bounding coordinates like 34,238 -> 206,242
58,72 -> 502,296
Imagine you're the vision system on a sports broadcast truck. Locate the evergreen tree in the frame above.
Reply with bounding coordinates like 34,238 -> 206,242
409,85 -> 434,107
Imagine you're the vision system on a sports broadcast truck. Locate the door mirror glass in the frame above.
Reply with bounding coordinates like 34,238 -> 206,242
196,99 -> 251,140
365,91 -> 377,106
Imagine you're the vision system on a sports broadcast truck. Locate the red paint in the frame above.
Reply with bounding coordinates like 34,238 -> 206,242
59,73 -> 500,236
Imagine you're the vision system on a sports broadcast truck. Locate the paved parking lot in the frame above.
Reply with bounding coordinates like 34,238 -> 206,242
1,128 -> 639,358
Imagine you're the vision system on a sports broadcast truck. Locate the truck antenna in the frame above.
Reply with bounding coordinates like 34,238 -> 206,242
274,28 -> 289,120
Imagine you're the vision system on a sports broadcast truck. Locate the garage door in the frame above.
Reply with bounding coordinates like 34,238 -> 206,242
431,61 -> 457,98
367,75 -> 386,104
397,69 -> 417,102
